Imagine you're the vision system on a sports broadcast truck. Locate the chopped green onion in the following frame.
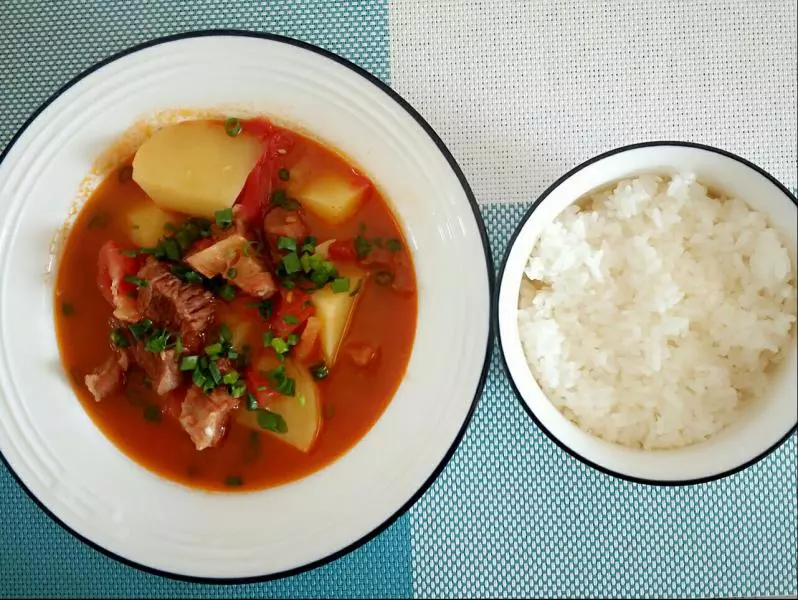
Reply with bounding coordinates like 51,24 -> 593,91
215,207 -> 234,228
386,238 -> 403,252
262,331 -> 275,347
282,252 -> 302,274
271,337 -> 289,355
145,329 -> 171,353
283,314 -> 299,325
257,410 -> 288,433
224,475 -> 244,487
331,277 -> 350,293
226,267 -> 237,279
219,323 -> 232,343
310,362 -> 329,380
120,248 -> 139,257
278,168 -> 290,181
219,284 -> 236,302
277,236 -> 297,252
297,394 -> 306,407
354,235 -> 372,259
242,240 -> 257,257
224,117 -> 242,137
222,370 -> 239,385
124,275 -> 148,288
229,379 -> 247,398
180,355 -> 199,371
246,393 -> 258,411
252,299 -> 273,320
302,236 -> 317,254
192,367 -> 207,388
110,328 -> 129,348
205,342 -> 223,357
61,302 -> 75,316
208,361 -> 223,385
170,265 -> 204,284
128,320 -> 152,340
175,335 -> 184,355
161,238 -> 181,261
286,333 -> 298,346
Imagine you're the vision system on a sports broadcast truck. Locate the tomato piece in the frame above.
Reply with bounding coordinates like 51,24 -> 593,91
294,316 -> 320,362
246,367 -> 280,408
97,241 -> 142,321
235,127 -> 296,224
240,117 -> 274,140
327,240 -> 357,261
271,289 -> 315,336
237,153 -> 273,223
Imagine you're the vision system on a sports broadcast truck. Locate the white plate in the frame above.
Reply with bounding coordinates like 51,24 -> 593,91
0,32 -> 493,581
497,142 -> 797,484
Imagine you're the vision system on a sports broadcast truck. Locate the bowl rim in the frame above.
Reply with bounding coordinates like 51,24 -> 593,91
0,29 -> 495,584
494,140 -> 798,487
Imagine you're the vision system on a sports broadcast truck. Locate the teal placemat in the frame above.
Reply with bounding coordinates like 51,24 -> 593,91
1,1 -> 797,598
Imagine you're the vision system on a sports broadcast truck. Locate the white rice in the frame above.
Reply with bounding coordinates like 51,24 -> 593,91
517,173 -> 797,450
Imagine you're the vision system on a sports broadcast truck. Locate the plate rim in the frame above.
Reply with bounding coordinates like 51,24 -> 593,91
0,29 -> 495,584
494,139 -> 798,486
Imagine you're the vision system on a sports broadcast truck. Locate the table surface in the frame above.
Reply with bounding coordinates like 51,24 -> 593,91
1,1 -> 796,598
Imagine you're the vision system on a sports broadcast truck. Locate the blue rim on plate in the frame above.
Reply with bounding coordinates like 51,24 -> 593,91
0,29 -> 495,584
494,140 -> 798,487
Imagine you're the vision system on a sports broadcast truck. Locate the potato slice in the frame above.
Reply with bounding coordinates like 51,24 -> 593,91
311,266 -> 366,365
237,358 -> 321,453
132,120 -> 263,218
125,202 -> 177,247
296,174 -> 369,224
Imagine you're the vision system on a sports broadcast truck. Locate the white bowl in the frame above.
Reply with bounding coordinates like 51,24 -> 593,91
497,142 -> 797,485
0,32 -> 493,580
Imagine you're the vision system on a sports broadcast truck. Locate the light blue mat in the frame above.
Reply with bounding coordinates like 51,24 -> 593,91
1,1 -> 796,598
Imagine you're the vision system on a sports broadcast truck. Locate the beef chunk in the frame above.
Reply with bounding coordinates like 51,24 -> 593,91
137,258 -> 216,352
179,386 -> 239,450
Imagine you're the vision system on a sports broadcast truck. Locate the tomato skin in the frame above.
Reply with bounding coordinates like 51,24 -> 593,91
236,120 -> 296,224
327,240 -> 357,261
246,366 -> 280,408
270,289 -> 315,337
294,316 -> 320,362
97,241 -> 144,321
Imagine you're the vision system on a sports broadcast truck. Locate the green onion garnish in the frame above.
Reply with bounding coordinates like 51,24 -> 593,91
283,314 -> 299,325
180,355 -> 199,371
110,328 -> 129,348
282,252 -> 302,274
331,277 -> 350,293
219,284 -> 236,302
278,168 -> 290,181
256,410 -> 288,433
124,275 -> 148,288
277,236 -> 297,252
224,117 -> 242,137
215,207 -> 234,228
310,362 -> 329,380
226,267 -> 237,279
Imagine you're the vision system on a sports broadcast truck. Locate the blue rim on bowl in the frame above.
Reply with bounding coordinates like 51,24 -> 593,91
495,141 -> 798,486
0,30 -> 495,583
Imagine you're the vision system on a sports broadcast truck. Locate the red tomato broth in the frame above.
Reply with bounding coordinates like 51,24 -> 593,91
54,122 -> 417,491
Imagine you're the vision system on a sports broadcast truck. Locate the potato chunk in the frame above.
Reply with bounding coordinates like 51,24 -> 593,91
237,358 -> 321,453
132,120 -> 263,218
296,174 -> 369,224
125,202 -> 176,247
311,266 -> 366,365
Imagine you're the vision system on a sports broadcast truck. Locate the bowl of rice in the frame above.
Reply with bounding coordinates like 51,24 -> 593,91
497,141 -> 797,484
